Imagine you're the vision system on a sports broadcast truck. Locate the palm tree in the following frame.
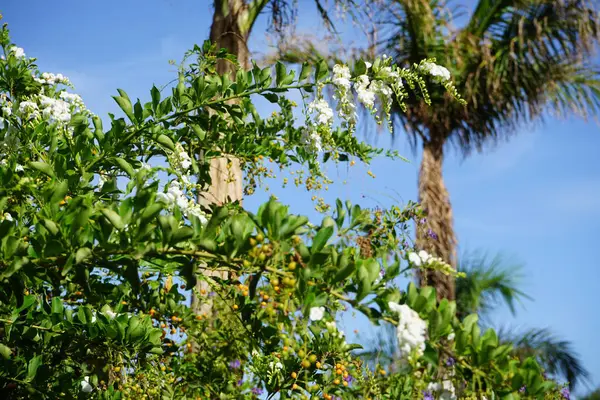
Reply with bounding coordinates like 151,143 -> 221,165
270,0 -> 600,301
380,0 -> 600,301
357,252 -> 590,390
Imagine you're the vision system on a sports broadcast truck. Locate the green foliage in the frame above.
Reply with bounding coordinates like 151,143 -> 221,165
0,21 -> 566,400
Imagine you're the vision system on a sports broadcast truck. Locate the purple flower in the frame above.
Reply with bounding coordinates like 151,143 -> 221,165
209,291 -> 216,298
561,387 -> 570,400
229,359 -> 241,370
251,387 -> 263,395
237,379 -> 244,387
419,218 -> 427,225
344,374 -> 354,384
379,268 -> 385,277
427,229 -> 438,240
519,385 -> 526,393
422,391 -> 434,400
446,357 -> 455,367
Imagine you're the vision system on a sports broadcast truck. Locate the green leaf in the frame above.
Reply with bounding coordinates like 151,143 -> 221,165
261,93 -> 278,103
127,316 -> 145,342
50,180 -> 69,205
115,158 -> 135,177
355,60 -> 367,76
100,209 -> 125,230
51,297 -> 64,315
140,203 -> 163,223
332,254 -> 353,284
151,85 -> 160,110
26,355 -> 42,382
191,124 -> 206,141
315,59 -> 328,81
0,344 -> 11,359
17,295 -> 36,313
171,226 -> 194,244
156,134 -> 175,151
275,61 -> 286,87
28,161 -> 55,178
113,89 -> 135,122
299,62 -> 312,81
75,247 -> 92,264
356,262 -> 373,303
41,219 -> 59,236
311,226 -> 333,254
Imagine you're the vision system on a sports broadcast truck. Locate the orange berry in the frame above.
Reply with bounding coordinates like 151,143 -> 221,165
233,304 -> 239,310
291,372 -> 297,379
333,379 -> 340,385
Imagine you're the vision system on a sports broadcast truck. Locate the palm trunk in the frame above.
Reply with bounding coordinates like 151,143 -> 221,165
416,138 -> 457,301
192,0 -> 250,316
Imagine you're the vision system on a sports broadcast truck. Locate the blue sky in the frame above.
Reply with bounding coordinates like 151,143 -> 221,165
3,0 -> 599,395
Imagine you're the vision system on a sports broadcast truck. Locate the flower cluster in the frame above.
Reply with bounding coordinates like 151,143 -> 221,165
307,97 -> 334,126
169,142 -> 192,171
407,249 -> 455,275
421,61 -> 451,81
156,180 -> 207,224
34,72 -> 71,86
9,46 -> 25,59
388,302 -> 427,360
426,379 -> 457,400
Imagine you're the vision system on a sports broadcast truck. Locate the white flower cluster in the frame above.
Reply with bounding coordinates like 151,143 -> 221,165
39,95 -> 71,124
34,72 -> 71,86
421,61 -> 451,81
332,64 -> 357,128
10,46 -> 25,59
156,180 -> 207,224
301,126 -> 323,152
388,302 -> 427,360
427,379 -> 457,400
407,250 -> 448,268
307,98 -> 334,126
170,142 -> 192,171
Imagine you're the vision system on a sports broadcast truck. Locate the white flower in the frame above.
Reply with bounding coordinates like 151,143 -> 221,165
80,376 -> 93,393
309,306 -> 325,321
307,98 -> 334,126
388,302 -> 427,360
1,105 -> 12,117
2,213 -> 13,222
355,75 -> 375,109
422,62 -> 451,81
39,95 -> 71,124
18,100 -> 38,114
447,332 -> 455,341
332,64 -> 352,90
418,250 -> 431,263
364,61 -> 372,70
301,127 -> 323,152
10,46 -> 25,59
407,252 -> 422,267
171,142 -> 192,171
15,164 -> 24,172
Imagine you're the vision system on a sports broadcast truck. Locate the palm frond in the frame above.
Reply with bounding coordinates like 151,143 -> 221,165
455,251 -> 531,320
498,327 -> 590,391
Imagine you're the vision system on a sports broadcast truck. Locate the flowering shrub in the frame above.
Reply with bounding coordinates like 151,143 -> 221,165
0,20 -> 568,400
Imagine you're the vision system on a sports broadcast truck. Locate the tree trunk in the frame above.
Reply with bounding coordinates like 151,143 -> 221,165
416,138 -> 457,301
192,0 -> 250,316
